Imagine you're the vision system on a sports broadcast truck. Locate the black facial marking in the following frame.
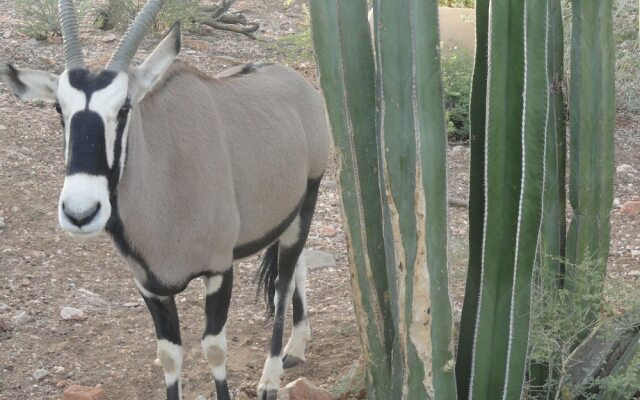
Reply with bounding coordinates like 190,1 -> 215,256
108,102 -> 130,193
68,69 -> 118,103
67,111 -> 108,176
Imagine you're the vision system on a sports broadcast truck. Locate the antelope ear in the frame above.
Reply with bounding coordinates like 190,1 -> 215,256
0,63 -> 59,102
129,21 -> 181,103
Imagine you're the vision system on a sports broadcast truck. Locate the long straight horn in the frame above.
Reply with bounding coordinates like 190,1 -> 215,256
58,0 -> 85,70
106,0 -> 166,72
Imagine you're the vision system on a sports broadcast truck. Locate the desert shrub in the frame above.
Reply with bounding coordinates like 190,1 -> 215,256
269,6 -> 314,66
528,252 -> 640,399
95,0 -> 200,32
439,0 -> 475,8
612,0 -> 639,115
441,47 -> 473,141
15,0 -> 90,40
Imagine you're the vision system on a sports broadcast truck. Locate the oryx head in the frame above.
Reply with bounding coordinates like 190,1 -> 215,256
0,0 -> 181,237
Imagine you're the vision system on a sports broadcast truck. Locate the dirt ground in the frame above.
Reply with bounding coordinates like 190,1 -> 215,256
0,1 -> 638,400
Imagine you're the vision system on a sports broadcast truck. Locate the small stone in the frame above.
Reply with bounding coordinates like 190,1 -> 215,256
616,164 -> 636,174
27,38 -> 39,46
11,206 -> 19,212
0,302 -> 10,311
633,195 -> 640,201
60,307 -> 87,321
63,384 -> 106,400
77,288 -> 108,309
11,311 -> 33,326
54,366 -> 66,374
613,198 -> 621,208
0,217 -> 5,229
305,249 -> 337,271
319,225 -> 337,237
631,250 -> 640,258
57,379 -> 69,388
122,302 -> 139,308
277,378 -> 333,400
628,270 -> 640,277
102,34 -> 117,43
20,278 -> 32,287
3,30 -> 11,39
0,124 -> 6,130
33,368 -> 49,381
620,201 -> 640,217
195,395 -> 208,400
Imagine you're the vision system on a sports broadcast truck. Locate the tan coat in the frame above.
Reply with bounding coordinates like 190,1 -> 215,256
117,62 -> 330,287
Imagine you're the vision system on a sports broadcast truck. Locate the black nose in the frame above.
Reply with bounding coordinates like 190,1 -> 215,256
62,203 -> 101,227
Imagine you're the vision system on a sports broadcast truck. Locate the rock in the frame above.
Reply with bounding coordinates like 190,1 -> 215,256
195,395 -> 208,400
33,368 -> 49,381
3,30 -> 11,39
11,311 -> 33,326
277,378 -> 333,400
620,201 -> 640,217
0,218 -> 5,229
305,249 -> 337,271
11,206 -> 19,212
77,288 -> 108,309
27,38 -> 39,46
60,307 -> 87,321
184,38 -> 210,51
0,124 -> 6,130
631,250 -> 640,258
102,34 -> 117,43
616,164 -> 636,174
57,379 -> 69,388
63,385 -> 106,400
0,302 -> 9,312
628,270 -> 640,277
54,366 -> 66,374
319,225 -> 337,237
613,197 -> 621,208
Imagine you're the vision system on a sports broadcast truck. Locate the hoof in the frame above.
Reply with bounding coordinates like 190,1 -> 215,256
282,355 -> 304,369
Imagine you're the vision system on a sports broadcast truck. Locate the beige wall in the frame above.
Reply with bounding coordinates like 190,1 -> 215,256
368,7 -> 476,52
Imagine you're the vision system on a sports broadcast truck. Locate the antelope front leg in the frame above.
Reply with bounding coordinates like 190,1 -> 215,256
202,269 -> 233,400
138,283 -> 183,400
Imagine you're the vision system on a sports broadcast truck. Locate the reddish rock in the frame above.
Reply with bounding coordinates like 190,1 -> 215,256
320,225 -> 337,237
277,378 -> 333,400
620,201 -> 640,217
183,39 -> 209,51
62,385 -> 106,400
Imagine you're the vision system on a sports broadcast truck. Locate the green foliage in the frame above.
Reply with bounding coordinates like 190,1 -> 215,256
15,0 -> 89,40
95,0 -> 200,32
528,253 -> 640,399
269,7 -> 314,66
438,0 -> 475,7
441,48 -> 473,141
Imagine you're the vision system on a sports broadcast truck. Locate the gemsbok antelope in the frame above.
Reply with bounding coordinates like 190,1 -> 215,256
0,1 -> 331,399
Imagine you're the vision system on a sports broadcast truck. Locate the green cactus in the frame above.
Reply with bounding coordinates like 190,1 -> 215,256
565,0 -> 615,333
310,0 -> 455,397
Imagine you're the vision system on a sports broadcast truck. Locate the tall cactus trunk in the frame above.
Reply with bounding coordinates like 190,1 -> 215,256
310,0 -> 456,398
308,1 -> 393,398
455,0 -> 489,396
530,0 -> 566,395
565,0 -> 615,333
457,0 -> 550,398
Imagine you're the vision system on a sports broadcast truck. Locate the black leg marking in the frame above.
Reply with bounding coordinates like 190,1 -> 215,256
141,294 -> 182,400
203,269 -> 233,400
204,268 -> 233,337
142,295 -> 181,344
166,381 -> 180,400
215,380 -> 231,400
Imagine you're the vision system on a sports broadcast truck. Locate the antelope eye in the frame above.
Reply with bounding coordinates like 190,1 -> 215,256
118,101 -> 131,118
54,102 -> 62,115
